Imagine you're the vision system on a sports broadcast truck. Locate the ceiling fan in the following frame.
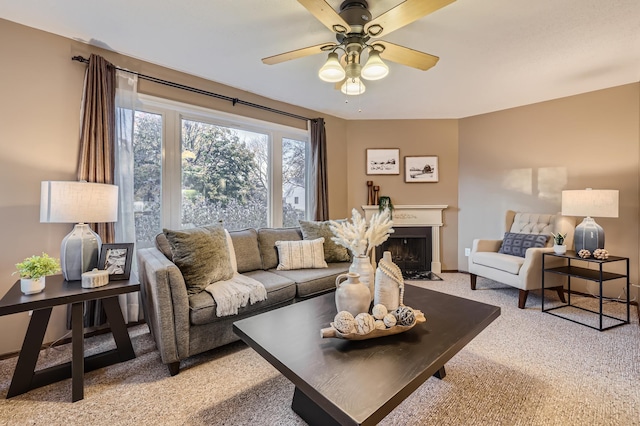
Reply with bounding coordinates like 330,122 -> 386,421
262,0 -> 456,95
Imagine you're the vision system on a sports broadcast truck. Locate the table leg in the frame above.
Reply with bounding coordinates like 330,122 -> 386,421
6,308 -> 52,398
433,366 -> 447,379
71,302 -> 84,402
291,387 -> 341,426
102,296 -> 135,361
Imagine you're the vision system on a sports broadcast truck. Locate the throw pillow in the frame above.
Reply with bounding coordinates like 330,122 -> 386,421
275,238 -> 328,270
299,219 -> 351,262
498,232 -> 549,258
163,224 -> 234,295
224,229 -> 238,273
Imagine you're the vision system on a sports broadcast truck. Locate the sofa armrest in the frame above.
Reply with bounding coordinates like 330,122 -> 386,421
137,247 -> 191,365
471,239 -> 503,253
519,247 -> 566,290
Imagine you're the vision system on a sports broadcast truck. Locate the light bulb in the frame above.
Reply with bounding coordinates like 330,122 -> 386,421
340,77 -> 366,96
318,52 -> 346,83
361,50 -> 389,81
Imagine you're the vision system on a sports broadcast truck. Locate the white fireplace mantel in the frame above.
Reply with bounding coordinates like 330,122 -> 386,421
362,205 -> 448,273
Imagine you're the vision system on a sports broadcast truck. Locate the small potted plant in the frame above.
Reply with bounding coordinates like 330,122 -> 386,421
13,253 -> 61,295
551,232 -> 567,255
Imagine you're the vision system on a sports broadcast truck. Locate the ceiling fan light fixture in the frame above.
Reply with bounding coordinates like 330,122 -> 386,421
361,50 -> 389,81
340,77 -> 366,95
318,52 -> 346,82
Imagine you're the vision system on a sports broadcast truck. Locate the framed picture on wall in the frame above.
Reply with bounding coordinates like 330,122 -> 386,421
366,148 -> 400,175
405,156 -> 439,182
98,243 -> 134,280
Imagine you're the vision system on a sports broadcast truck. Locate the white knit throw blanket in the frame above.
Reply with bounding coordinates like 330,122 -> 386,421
205,273 -> 268,317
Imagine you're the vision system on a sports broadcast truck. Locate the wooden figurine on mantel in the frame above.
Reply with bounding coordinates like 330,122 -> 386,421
367,181 -> 374,205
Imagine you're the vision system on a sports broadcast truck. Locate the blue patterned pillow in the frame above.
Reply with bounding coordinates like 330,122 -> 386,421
498,233 -> 549,258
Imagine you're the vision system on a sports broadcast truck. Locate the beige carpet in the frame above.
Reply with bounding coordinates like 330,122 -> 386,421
1,273 -> 638,425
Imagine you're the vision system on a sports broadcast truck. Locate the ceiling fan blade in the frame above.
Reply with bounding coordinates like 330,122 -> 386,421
377,41 -> 439,71
262,43 -> 336,65
298,0 -> 350,32
366,0 -> 456,37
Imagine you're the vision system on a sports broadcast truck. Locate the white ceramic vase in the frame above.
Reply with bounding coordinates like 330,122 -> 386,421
20,277 -> 45,295
349,255 -> 375,301
374,251 -> 402,310
335,272 -> 371,316
553,244 -> 567,255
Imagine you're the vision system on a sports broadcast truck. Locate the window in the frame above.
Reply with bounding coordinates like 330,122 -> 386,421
132,95 -> 309,247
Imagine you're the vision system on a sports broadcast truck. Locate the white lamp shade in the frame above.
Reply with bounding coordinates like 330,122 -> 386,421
561,189 -> 619,218
361,51 -> 389,81
40,181 -> 119,223
340,77 -> 366,96
318,52 -> 346,83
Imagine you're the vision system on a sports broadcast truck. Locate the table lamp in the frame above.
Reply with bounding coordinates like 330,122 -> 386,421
561,188 -> 619,253
40,181 -> 118,281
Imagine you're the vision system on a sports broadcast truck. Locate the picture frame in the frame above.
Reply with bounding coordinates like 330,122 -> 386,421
366,148 -> 400,175
98,243 -> 134,281
405,156 -> 439,183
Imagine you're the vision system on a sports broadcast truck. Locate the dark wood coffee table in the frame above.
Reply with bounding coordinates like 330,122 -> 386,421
233,284 -> 500,426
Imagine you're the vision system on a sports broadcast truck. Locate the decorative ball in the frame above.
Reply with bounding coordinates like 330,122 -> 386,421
393,306 -> 416,326
593,248 -> 609,260
333,311 -> 356,334
578,249 -> 591,259
372,304 -> 388,320
383,313 -> 397,328
354,312 -> 376,335
374,320 -> 386,330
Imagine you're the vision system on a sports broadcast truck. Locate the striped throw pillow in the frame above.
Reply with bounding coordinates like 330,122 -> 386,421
275,238 -> 328,270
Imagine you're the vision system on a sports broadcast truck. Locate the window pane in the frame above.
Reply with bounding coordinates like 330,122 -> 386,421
282,137 -> 307,227
133,111 -> 163,248
181,119 -> 268,230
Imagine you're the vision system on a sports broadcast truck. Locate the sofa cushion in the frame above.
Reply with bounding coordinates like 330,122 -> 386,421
473,252 -> 524,275
189,271 -> 296,325
275,238 -> 328,270
498,232 -> 549,258
271,262 -> 350,298
164,225 -> 234,295
299,220 -> 351,262
258,227 -> 302,270
228,228 -> 263,273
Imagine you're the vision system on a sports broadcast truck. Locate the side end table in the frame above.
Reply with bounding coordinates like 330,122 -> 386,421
0,274 -> 140,401
542,251 -> 630,331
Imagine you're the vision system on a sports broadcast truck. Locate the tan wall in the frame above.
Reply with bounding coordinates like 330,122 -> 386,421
458,83 -> 640,298
345,120 -> 459,271
0,19 -> 348,356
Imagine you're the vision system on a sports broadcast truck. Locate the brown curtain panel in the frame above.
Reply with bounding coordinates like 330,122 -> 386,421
71,53 -> 117,327
310,118 -> 329,221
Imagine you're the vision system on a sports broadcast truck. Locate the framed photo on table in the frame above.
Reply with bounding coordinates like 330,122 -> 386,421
405,156 -> 439,183
98,243 -> 134,280
366,148 -> 400,175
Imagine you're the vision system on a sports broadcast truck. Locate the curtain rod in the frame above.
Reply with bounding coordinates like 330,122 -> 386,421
71,56 -> 315,123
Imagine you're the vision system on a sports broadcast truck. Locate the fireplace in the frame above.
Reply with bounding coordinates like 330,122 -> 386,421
375,227 -> 432,277
362,204 -> 448,274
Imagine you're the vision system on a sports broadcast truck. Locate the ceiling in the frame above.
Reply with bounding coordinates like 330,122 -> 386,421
1,0 -> 639,120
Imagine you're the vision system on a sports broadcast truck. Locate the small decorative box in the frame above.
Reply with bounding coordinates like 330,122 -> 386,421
81,268 -> 109,288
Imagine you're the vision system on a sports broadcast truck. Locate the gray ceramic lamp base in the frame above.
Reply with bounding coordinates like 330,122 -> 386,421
60,223 -> 102,281
573,217 -> 604,253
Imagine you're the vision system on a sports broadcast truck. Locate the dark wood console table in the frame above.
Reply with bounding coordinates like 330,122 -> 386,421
0,274 -> 140,401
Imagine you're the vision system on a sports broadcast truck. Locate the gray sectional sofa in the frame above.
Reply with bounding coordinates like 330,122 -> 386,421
137,226 -> 350,375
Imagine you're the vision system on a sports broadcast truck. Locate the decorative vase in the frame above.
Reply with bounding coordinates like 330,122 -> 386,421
20,277 -> 45,295
374,251 -> 402,310
553,244 -> 567,255
349,255 -> 375,301
335,272 -> 371,316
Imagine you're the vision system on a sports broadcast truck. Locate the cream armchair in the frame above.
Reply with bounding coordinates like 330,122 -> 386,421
469,210 -> 576,309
